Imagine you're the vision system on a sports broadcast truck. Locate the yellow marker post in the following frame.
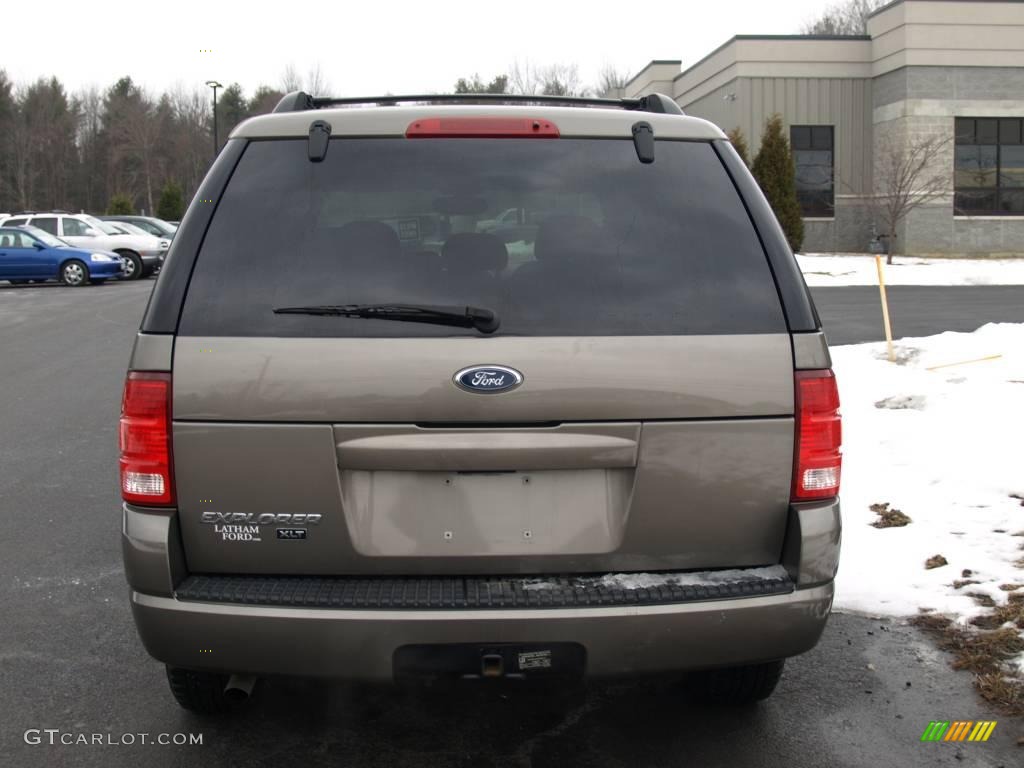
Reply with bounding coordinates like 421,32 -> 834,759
925,354 -> 1002,371
875,255 -> 895,362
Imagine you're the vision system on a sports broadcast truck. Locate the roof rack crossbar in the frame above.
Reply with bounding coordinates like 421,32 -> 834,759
273,91 -> 684,116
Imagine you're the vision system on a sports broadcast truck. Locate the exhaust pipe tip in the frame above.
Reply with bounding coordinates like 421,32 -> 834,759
223,674 -> 257,702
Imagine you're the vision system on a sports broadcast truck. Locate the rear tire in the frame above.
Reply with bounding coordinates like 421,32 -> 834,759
165,666 -> 235,715
694,660 -> 785,705
61,260 -> 89,287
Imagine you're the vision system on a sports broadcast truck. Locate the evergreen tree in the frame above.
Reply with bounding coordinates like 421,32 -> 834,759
107,193 -> 133,215
216,83 -> 249,139
454,74 -> 508,94
156,180 -> 184,221
248,86 -> 284,115
752,115 -> 804,253
727,127 -> 751,168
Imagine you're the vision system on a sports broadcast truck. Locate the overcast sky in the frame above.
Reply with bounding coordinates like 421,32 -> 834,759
4,0 -> 834,97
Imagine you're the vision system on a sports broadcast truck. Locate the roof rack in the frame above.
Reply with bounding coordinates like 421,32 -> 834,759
273,91 -> 684,116
7,209 -> 73,216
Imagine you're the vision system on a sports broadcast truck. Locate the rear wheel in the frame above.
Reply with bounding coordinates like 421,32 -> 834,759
693,660 -> 785,705
165,666 -> 235,715
118,251 -> 143,281
61,260 -> 89,287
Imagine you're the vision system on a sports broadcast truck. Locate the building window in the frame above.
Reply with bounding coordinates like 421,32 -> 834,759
955,117 -> 1024,216
790,125 -> 834,217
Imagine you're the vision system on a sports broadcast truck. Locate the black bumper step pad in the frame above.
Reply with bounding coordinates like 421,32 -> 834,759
175,571 -> 794,610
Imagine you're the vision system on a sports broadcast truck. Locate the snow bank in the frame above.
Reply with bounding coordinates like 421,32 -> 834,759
798,254 -> 1024,287
832,322 -> 1024,623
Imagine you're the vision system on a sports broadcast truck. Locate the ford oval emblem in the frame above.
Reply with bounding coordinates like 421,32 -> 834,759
453,365 -> 524,394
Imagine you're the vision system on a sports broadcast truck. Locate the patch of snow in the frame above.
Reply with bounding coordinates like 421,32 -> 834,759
1013,652 -> 1024,675
521,565 -> 789,592
596,566 -> 789,591
832,323 -> 1024,624
798,254 -> 1024,286
874,394 -> 927,410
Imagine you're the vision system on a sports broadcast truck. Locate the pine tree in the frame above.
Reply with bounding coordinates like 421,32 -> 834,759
156,180 -> 184,221
752,115 -> 804,253
726,127 -> 751,168
107,193 -> 133,215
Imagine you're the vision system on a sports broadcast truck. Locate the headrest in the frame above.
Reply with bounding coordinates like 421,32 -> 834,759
533,215 -> 604,264
333,220 -> 401,262
442,232 -> 508,273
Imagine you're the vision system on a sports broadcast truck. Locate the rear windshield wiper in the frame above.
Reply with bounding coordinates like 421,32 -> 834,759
272,303 -> 500,334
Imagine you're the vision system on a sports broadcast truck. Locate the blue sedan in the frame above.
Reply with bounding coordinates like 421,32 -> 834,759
0,225 -> 123,286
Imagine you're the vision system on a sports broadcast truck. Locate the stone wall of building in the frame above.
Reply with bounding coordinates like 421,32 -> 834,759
875,67 -> 1024,255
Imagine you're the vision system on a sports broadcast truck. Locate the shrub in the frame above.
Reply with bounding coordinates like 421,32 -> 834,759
751,115 -> 804,253
106,194 -> 133,216
156,181 -> 184,221
726,127 -> 751,168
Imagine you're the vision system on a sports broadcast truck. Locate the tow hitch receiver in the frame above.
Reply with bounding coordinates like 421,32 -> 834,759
393,643 -> 586,681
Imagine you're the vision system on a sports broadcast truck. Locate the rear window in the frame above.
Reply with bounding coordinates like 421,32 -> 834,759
179,138 -> 785,337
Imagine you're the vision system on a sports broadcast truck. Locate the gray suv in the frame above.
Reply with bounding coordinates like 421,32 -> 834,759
120,92 -> 841,714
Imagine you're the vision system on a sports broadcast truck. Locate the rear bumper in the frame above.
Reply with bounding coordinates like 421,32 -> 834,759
122,498 -> 840,680
130,582 -> 833,680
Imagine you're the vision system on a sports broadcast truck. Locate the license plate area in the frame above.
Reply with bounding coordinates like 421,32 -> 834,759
393,643 -> 586,682
339,469 -> 632,557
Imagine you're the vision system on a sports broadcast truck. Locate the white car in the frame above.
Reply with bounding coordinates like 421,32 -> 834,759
104,220 -> 170,264
0,212 -> 165,280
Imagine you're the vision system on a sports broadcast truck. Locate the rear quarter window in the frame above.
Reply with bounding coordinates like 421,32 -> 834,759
179,137 -> 786,337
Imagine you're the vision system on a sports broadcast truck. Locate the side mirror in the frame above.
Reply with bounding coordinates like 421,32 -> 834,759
33,241 -> 46,250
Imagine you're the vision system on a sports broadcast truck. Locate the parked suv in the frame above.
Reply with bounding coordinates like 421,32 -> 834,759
121,93 -> 842,714
0,212 -> 163,280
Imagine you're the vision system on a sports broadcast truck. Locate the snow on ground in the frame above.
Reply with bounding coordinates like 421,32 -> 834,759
832,322 -> 1024,626
798,253 -> 1024,286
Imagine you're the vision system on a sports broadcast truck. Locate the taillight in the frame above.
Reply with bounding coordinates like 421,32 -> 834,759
119,372 -> 174,506
792,370 -> 842,501
406,117 -> 560,138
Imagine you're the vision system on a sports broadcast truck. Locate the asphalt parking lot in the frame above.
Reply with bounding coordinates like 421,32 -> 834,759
1,280 -> 1022,768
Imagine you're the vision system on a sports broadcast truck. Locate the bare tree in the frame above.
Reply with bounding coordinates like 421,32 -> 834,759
74,86 -> 105,212
800,0 -> 884,35
508,60 -> 542,95
168,86 -> 210,201
306,63 -> 331,97
539,64 -> 588,97
596,65 -> 630,97
279,64 -> 331,95
8,89 -> 34,209
508,61 -> 589,97
280,64 -> 302,93
870,123 -> 952,264
111,89 -> 160,214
